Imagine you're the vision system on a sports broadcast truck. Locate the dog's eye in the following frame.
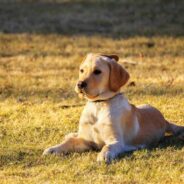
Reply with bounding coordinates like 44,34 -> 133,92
80,69 -> 84,73
93,69 -> 101,75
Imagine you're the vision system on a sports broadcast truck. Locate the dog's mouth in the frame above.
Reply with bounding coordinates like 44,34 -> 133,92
77,89 -> 85,98
77,88 -> 99,99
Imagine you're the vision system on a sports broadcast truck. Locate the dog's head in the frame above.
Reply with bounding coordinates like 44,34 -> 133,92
75,53 -> 129,101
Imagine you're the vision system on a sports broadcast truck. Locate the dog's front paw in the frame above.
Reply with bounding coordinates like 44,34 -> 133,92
42,146 -> 61,156
97,150 -> 114,164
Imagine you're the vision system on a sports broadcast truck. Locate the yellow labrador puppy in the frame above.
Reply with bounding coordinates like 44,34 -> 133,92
43,53 -> 184,163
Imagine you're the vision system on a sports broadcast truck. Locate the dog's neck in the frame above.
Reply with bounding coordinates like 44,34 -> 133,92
87,91 -> 122,103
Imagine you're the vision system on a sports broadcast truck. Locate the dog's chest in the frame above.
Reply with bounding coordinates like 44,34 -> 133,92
78,102 -> 110,145
79,96 -> 131,146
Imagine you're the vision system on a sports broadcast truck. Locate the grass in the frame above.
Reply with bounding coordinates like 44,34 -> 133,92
0,0 -> 184,183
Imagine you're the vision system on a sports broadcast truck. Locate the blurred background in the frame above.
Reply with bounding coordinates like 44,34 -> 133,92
0,0 -> 183,103
0,0 -> 183,36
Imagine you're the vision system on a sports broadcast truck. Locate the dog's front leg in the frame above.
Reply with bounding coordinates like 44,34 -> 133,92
43,133 -> 95,155
97,143 -> 140,164
97,142 -> 124,164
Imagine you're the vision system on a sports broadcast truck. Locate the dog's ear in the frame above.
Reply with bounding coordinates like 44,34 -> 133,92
101,54 -> 119,62
108,60 -> 129,92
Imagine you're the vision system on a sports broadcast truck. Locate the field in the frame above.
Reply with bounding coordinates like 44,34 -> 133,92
0,0 -> 184,183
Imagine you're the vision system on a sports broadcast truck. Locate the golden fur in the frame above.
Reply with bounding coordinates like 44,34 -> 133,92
43,53 -> 184,163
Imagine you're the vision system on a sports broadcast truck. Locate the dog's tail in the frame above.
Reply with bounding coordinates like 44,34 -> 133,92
165,120 -> 184,140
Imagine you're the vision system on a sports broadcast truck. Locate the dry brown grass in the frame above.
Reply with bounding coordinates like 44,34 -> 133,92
0,1 -> 184,183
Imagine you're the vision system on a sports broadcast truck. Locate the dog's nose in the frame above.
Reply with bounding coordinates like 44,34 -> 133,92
77,81 -> 87,89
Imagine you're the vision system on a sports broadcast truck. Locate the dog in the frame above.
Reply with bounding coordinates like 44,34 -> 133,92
43,53 -> 184,163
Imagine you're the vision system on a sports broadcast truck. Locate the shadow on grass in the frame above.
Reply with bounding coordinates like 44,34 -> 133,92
158,135 -> 184,149
0,147 -> 64,168
0,0 -> 183,38
0,148 -> 42,167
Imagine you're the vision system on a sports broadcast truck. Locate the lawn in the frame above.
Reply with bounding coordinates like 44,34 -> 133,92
0,0 -> 184,183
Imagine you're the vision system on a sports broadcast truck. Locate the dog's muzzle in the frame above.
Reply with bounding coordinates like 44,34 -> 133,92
77,81 -> 87,90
